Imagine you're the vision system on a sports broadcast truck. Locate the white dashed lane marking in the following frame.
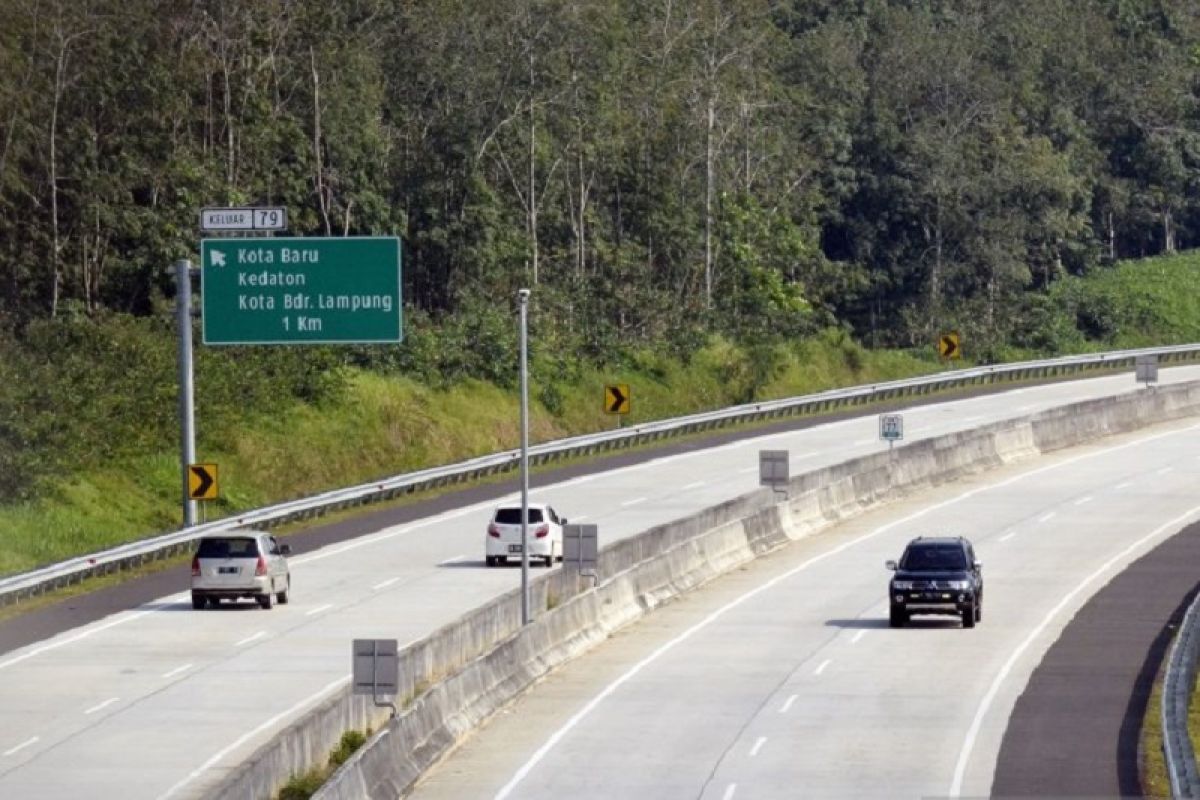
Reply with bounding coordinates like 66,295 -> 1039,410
779,694 -> 797,714
162,664 -> 192,679
84,697 -> 119,715
3,737 -> 38,757
750,737 -> 767,757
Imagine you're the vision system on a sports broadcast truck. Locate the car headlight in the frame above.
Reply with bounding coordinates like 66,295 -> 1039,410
948,580 -> 970,590
892,580 -> 913,590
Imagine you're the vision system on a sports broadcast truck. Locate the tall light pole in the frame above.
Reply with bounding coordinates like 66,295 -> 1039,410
518,288 -> 531,625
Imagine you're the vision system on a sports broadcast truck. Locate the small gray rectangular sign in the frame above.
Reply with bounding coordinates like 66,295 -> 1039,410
352,638 -> 398,696
563,524 -> 599,571
759,450 -> 789,488
1136,354 -> 1158,384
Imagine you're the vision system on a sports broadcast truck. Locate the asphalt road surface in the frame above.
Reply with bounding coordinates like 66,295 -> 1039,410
0,368 -> 1197,798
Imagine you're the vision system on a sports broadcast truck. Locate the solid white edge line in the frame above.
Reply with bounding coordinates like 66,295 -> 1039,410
750,736 -> 767,757
162,663 -> 192,679
3,736 -> 38,757
948,502 -> 1200,797
492,422 -> 1200,800
158,674 -> 351,799
84,697 -> 120,715
235,631 -> 266,647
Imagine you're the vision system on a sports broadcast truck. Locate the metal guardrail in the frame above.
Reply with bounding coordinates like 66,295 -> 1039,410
3,343 -> 1200,608
1164,589 -> 1200,798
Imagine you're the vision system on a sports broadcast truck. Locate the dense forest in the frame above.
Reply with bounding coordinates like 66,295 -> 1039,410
2,0 -> 1198,352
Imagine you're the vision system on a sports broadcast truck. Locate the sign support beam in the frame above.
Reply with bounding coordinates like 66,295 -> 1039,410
174,259 -> 197,528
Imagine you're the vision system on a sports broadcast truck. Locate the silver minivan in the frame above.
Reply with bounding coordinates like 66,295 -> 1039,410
190,532 -> 291,609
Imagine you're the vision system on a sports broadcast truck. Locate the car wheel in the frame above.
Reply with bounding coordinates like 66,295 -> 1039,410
276,576 -> 290,605
258,592 -> 274,610
544,554 -> 554,568
962,603 -> 976,628
191,593 -> 207,610
975,602 -> 982,623
889,606 -> 906,628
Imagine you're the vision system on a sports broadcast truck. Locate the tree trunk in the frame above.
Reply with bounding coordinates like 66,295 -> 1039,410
704,95 -> 715,308
311,46 -> 332,236
1107,211 -> 1115,261
1163,208 -> 1175,254
48,36 -> 66,319
528,45 -> 539,285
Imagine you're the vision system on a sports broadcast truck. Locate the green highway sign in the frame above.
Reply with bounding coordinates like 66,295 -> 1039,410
201,237 -> 402,345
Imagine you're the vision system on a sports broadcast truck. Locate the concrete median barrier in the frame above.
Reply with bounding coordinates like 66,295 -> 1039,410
212,382 -> 1200,800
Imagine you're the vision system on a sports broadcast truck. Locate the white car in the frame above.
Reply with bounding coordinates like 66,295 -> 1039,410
485,502 -> 567,567
191,532 -> 291,609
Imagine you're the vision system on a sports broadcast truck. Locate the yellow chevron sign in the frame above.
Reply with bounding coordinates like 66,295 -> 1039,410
938,331 -> 962,360
188,463 -> 219,501
604,384 -> 630,415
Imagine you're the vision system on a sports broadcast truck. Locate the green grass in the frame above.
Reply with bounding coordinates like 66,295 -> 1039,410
1049,250 -> 1200,348
0,334 -> 939,578
276,730 -> 370,800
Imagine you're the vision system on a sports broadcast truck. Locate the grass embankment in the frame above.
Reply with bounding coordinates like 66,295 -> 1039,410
0,332 -> 939,577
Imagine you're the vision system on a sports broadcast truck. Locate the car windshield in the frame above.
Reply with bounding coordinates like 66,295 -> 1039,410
494,508 -> 544,524
901,545 -> 966,571
197,537 -> 259,558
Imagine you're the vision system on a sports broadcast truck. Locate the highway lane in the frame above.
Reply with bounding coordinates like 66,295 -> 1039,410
0,367 -> 1197,798
408,416 -> 1200,800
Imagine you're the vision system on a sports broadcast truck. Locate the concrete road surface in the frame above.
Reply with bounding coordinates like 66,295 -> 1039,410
408,417 -> 1200,800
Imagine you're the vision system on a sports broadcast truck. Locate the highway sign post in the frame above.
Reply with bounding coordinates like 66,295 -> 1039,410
605,384 -> 630,429
879,413 -> 904,449
938,331 -> 962,360
759,450 -> 789,495
201,237 -> 402,344
352,638 -> 399,717
1136,354 -> 1158,388
200,207 -> 287,233
604,384 -> 630,414
564,524 -> 599,585
187,464 -> 218,501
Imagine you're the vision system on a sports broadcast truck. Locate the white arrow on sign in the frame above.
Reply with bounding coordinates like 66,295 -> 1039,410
210,251 -> 226,268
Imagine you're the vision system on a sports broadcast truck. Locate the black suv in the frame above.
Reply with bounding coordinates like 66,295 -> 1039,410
886,537 -> 983,628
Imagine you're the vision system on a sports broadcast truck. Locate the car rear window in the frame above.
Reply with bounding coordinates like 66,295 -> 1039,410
494,508 -> 544,524
197,537 -> 259,558
902,545 -> 966,571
